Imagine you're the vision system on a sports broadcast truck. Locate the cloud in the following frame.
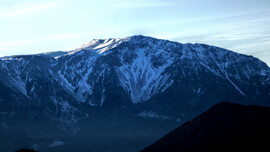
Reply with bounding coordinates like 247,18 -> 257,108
156,14 -> 270,42
0,1 -> 60,18
147,11 -> 270,66
0,33 -> 84,48
0,32 -> 87,57
0,28 -> 125,52
110,0 -> 173,9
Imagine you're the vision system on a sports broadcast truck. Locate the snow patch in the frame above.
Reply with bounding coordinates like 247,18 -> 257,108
30,85 -> 35,93
135,111 -> 171,120
74,37 -> 129,55
56,55 -> 97,103
11,77 -> 28,97
197,88 -> 201,93
49,140 -> 64,148
117,48 -> 174,103
31,144 -> 39,151
100,88 -> 105,106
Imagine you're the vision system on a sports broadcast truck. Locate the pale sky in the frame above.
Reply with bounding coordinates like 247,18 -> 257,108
0,0 -> 270,65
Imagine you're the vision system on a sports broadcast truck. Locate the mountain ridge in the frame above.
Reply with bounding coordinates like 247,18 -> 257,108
1,35 -> 270,116
0,35 -> 270,151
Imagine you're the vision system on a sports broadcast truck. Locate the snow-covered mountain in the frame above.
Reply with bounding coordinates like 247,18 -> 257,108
0,35 -> 270,151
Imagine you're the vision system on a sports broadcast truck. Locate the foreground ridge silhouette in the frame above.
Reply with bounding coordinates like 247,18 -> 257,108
15,149 -> 38,152
141,102 -> 270,152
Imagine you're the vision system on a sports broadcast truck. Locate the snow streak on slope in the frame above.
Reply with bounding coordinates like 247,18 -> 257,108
11,76 -> 28,97
225,75 -> 246,96
184,44 -> 249,96
1,58 -> 29,97
56,54 -> 97,103
117,48 -> 174,103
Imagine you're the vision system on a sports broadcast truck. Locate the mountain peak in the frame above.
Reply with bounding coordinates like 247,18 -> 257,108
68,37 -> 127,55
79,35 -> 157,50
55,35 -> 159,58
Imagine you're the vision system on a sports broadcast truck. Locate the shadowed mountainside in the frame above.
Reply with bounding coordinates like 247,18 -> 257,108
141,102 -> 270,152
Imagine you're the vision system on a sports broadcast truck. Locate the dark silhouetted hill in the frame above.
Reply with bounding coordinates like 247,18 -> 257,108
141,102 -> 270,152
15,149 -> 37,152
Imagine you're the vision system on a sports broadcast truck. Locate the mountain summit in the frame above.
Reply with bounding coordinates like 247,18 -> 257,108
1,35 -> 270,151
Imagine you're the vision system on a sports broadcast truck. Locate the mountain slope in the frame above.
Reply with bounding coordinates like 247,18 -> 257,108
141,102 -> 270,152
1,35 -> 270,128
0,35 -> 270,151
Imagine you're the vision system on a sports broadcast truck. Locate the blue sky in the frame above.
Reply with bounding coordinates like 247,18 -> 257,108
0,0 -> 270,65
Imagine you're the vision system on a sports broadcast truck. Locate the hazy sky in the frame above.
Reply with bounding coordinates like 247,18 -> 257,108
0,0 -> 270,65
